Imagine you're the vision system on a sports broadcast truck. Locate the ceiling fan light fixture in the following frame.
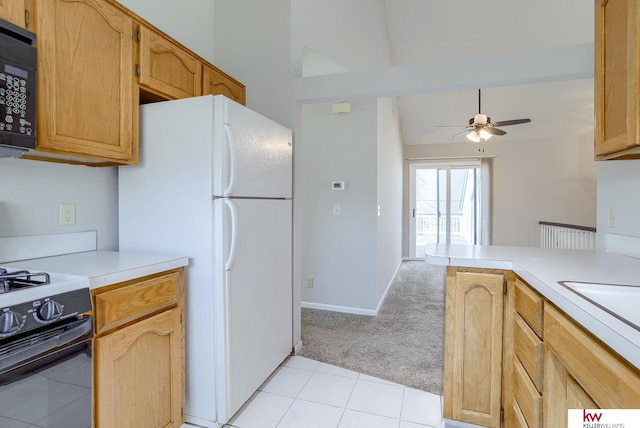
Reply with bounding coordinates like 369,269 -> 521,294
478,128 -> 493,141
466,130 -> 481,143
438,88 -> 531,141
466,128 -> 493,143
473,113 -> 489,125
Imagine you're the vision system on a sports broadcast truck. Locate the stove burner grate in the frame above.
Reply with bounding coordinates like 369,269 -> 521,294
0,268 -> 51,293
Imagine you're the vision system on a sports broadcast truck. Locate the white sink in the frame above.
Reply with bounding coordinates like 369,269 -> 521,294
559,281 -> 640,331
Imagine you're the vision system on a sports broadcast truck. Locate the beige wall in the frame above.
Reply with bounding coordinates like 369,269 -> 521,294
403,135 -> 597,253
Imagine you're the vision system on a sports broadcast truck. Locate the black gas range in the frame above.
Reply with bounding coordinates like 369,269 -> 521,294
0,266 -> 92,339
0,266 -> 93,428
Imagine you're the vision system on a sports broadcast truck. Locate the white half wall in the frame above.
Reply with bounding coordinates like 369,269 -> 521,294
403,135 -> 597,251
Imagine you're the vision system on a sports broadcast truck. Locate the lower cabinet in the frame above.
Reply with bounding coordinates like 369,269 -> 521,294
92,268 -> 185,428
444,268 -> 640,427
443,268 -> 507,427
503,278 -> 544,428
544,304 -> 640,426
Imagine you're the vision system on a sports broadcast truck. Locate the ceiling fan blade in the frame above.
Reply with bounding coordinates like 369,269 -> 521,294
485,127 -> 506,136
492,118 -> 531,127
452,129 -> 470,138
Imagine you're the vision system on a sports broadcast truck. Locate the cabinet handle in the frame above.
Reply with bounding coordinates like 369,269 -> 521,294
135,65 -> 140,76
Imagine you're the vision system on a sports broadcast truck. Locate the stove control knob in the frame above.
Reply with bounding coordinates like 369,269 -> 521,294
0,310 -> 22,334
37,300 -> 63,322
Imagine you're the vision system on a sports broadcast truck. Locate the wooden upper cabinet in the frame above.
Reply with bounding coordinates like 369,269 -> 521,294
137,25 -> 202,100
35,0 -> 137,164
0,0 -> 26,28
27,0 -> 243,166
594,0 -> 640,160
203,64 -> 246,105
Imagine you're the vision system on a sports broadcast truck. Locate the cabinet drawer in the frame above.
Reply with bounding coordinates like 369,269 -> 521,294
513,358 -> 543,428
514,314 -> 544,392
94,271 -> 181,334
509,398 -> 529,428
515,278 -> 544,337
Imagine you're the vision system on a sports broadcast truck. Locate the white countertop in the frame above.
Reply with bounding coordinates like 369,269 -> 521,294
9,250 -> 189,289
425,243 -> 640,369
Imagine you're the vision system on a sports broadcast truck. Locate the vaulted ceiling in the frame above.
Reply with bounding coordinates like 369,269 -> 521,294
294,0 -> 595,145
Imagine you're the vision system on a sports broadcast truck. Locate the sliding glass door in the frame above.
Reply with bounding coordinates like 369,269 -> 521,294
409,161 -> 481,258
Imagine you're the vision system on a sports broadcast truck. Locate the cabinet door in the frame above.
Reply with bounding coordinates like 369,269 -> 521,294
138,25 -> 202,100
594,0 -> 640,159
202,64 -> 246,105
35,0 -> 137,163
544,304 -> 640,427
444,270 -> 504,427
95,308 -> 184,428
0,0 -> 25,28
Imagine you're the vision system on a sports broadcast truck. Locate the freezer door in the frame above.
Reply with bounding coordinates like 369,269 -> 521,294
213,96 -> 292,198
213,198 -> 292,423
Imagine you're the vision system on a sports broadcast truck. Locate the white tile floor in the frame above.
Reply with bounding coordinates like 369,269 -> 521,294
224,356 -> 445,428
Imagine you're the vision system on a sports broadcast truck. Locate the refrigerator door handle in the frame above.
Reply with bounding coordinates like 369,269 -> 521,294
224,199 -> 238,271
223,123 -> 236,197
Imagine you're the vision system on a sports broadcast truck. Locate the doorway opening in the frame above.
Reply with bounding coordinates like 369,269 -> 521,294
410,161 -> 482,258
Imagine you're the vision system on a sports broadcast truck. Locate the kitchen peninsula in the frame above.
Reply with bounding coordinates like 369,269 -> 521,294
426,240 -> 640,427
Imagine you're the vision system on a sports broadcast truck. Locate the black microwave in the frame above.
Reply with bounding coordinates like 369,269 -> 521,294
0,18 -> 36,158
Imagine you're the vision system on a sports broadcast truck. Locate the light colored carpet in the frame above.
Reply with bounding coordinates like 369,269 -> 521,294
298,261 -> 445,395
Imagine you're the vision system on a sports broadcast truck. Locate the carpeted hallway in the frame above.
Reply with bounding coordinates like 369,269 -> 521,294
298,261 -> 446,396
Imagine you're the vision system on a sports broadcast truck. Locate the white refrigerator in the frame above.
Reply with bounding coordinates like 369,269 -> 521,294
118,95 -> 293,427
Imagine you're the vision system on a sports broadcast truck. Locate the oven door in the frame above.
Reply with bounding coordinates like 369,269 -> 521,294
0,316 -> 93,428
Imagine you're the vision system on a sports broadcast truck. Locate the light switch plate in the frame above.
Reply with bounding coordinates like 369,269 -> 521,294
608,207 -> 617,228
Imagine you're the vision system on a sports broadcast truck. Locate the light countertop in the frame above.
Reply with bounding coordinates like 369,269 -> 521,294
425,243 -> 640,370
10,250 -> 189,289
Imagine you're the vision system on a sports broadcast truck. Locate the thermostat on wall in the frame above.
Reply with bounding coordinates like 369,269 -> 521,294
331,181 -> 345,190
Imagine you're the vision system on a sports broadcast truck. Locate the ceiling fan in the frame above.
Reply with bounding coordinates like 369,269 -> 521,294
438,89 -> 531,142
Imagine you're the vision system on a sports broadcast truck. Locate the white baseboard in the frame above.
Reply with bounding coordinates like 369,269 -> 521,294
301,260 -> 405,317
374,260 -> 403,313
301,301 -> 378,316
183,415 -> 218,428
293,340 -> 303,355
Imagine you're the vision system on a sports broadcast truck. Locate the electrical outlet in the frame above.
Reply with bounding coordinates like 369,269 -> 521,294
59,203 -> 76,226
608,207 -> 617,228
306,278 -> 314,288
